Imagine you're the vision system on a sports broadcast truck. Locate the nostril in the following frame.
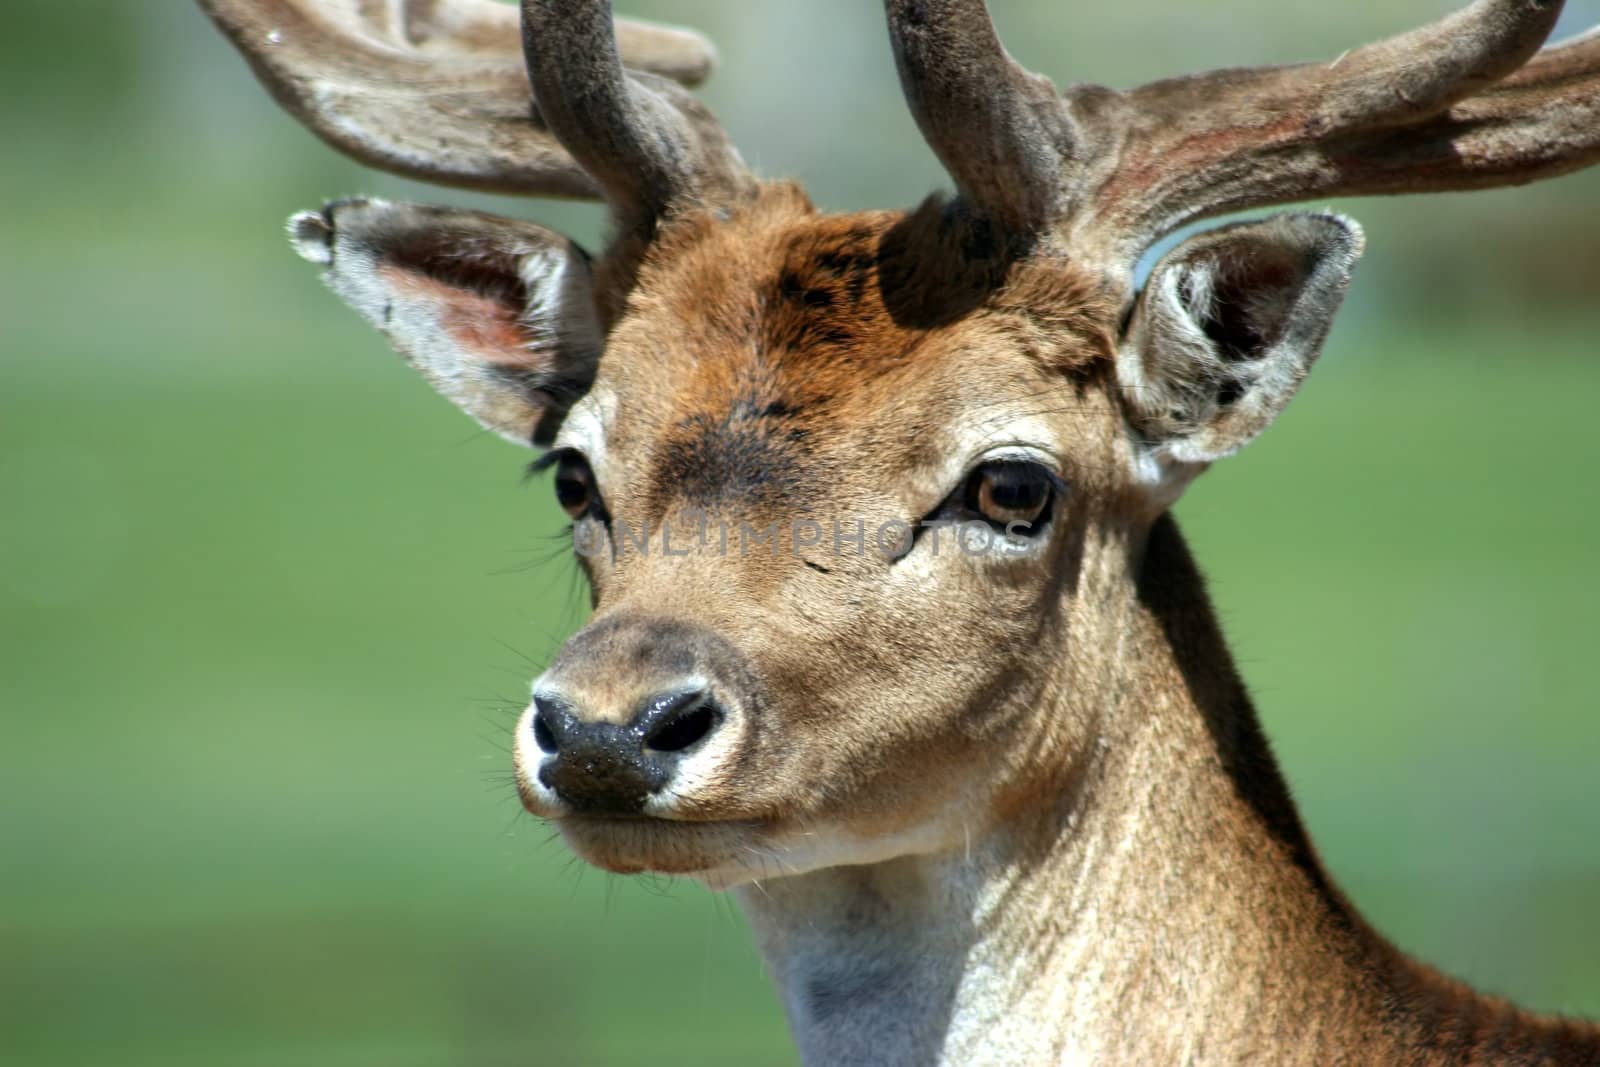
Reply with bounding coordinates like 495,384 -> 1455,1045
531,701 -> 561,755
644,697 -> 719,754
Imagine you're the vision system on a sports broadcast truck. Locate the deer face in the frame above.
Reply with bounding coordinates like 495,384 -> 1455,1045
516,194 -> 1125,883
291,182 -> 1360,885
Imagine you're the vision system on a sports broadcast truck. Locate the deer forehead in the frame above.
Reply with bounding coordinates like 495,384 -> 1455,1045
564,199 -> 1118,517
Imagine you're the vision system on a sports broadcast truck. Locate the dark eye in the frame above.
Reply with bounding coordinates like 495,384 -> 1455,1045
553,452 -> 596,520
962,460 -> 1057,534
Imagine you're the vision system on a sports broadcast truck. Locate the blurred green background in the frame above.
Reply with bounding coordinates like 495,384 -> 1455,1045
3,2 -> 1598,1064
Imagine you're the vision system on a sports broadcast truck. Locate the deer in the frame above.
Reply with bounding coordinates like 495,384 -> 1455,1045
200,0 -> 1600,1062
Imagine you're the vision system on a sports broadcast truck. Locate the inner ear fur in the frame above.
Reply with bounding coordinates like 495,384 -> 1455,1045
289,198 -> 602,447
1118,212 -> 1364,468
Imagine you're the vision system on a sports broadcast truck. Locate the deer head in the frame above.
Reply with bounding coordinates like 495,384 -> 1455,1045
202,0 -> 1598,887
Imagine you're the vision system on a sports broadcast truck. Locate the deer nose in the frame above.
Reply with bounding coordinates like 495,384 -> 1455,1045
531,688 -> 725,814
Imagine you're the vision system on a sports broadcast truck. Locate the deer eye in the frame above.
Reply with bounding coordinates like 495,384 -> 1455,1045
552,452 -> 596,520
963,460 -> 1057,535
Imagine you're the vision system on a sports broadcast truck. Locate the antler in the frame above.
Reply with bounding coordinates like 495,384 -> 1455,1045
520,0 -> 756,231
883,0 -> 1080,236
886,0 -> 1600,262
199,0 -> 737,205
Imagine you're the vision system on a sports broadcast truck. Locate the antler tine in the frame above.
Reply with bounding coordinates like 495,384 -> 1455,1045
1076,0 -> 1586,259
406,0 -> 716,87
521,0 -> 755,232
199,0 -> 718,198
1256,0 -> 1566,133
883,0 -> 1083,237
1294,25 -> 1600,197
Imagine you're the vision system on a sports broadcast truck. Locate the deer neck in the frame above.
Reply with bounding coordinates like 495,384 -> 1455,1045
734,514 -> 1388,1066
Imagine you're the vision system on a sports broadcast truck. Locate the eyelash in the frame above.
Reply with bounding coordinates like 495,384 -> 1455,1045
525,448 -> 574,480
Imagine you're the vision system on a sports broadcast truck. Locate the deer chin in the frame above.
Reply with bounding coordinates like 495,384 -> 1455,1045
551,815 -> 774,886
550,806 -> 975,891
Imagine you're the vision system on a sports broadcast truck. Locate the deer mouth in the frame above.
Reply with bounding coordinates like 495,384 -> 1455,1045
552,813 -> 772,882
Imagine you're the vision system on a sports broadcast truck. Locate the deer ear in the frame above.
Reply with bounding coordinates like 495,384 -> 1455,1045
1117,212 -> 1363,475
289,198 -> 602,447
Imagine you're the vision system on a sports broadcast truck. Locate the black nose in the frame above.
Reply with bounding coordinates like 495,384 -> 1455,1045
532,688 -> 724,814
